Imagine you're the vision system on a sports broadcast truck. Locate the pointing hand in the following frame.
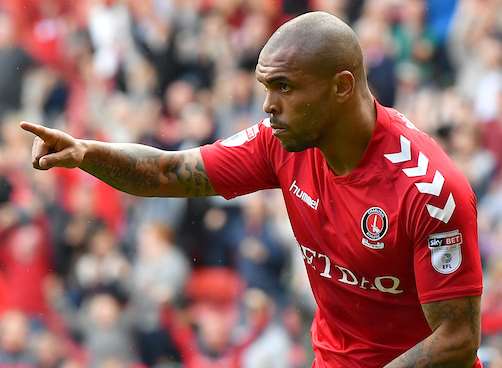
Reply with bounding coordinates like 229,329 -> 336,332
20,121 -> 86,170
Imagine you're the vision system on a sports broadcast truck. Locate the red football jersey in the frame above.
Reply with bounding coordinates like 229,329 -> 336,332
201,101 -> 483,367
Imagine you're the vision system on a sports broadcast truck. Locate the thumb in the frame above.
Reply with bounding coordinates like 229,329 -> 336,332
39,149 -> 78,169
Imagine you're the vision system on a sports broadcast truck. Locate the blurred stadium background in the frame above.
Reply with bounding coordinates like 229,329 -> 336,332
0,0 -> 500,367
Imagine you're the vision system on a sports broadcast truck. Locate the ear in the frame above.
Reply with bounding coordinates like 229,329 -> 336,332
332,71 -> 355,102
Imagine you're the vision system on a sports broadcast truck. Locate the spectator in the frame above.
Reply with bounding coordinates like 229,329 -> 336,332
73,224 -> 129,303
52,291 -> 138,368
163,304 -> 255,368
239,288 -> 291,368
448,0 -> 501,102
87,0 -> 133,79
0,221 -> 52,319
472,36 -> 501,123
32,331 -> 67,368
128,0 -> 177,95
392,0 -> 438,83
236,193 -> 290,305
0,310 -> 34,365
129,222 -> 188,366
0,12 -> 34,119
481,90 -> 502,177
449,119 -> 496,199
356,18 -> 396,106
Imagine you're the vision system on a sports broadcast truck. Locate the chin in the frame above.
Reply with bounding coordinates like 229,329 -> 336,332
280,140 -> 312,152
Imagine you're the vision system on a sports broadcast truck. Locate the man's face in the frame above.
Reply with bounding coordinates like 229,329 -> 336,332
255,47 -> 334,152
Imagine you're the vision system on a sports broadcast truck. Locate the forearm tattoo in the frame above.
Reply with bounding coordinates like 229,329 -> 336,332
384,297 -> 480,368
160,151 -> 214,196
81,144 -> 215,197
385,339 -> 434,368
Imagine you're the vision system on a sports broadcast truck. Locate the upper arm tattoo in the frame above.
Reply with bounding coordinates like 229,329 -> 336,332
159,148 -> 217,197
384,297 -> 481,367
421,296 -> 480,338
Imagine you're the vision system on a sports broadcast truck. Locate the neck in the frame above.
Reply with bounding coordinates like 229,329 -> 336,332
319,90 -> 376,176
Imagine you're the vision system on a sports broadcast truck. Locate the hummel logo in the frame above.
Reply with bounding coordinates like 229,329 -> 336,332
289,180 -> 319,210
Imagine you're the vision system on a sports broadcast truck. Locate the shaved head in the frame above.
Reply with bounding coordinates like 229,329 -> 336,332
261,12 -> 365,83
255,12 -> 374,157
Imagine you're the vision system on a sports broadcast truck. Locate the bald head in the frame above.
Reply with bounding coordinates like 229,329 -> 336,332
255,12 -> 375,158
261,12 -> 365,83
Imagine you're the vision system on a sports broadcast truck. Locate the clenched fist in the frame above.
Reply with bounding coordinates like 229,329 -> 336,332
20,121 -> 86,170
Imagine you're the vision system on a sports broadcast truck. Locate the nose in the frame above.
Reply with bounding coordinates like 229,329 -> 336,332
262,91 -> 280,115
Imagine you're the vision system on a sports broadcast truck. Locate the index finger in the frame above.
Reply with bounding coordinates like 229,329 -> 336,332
20,121 -> 54,141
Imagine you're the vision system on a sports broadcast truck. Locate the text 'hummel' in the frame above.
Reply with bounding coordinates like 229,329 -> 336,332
289,180 -> 319,210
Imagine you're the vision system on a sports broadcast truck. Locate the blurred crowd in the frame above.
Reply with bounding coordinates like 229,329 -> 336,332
0,0 -> 500,367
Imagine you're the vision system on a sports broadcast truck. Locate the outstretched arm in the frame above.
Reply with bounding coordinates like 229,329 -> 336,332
383,296 -> 480,368
20,121 -> 217,197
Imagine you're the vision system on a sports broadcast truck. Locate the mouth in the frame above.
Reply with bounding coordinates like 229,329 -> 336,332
270,118 -> 287,136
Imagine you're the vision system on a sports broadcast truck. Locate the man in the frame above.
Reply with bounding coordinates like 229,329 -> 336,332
21,12 -> 482,368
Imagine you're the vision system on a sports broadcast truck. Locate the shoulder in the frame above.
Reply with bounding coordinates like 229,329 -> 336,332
219,118 -> 275,148
218,118 -> 296,166
380,107 -> 475,229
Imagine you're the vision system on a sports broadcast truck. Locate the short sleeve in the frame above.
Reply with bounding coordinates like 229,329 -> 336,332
200,121 -> 280,199
405,170 -> 483,304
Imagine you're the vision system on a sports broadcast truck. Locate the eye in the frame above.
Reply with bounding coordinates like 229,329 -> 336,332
279,82 -> 291,93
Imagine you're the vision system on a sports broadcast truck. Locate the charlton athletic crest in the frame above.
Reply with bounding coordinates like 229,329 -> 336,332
361,207 -> 388,249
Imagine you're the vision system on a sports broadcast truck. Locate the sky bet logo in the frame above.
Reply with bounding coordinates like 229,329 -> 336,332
428,230 -> 463,248
429,238 -> 443,247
